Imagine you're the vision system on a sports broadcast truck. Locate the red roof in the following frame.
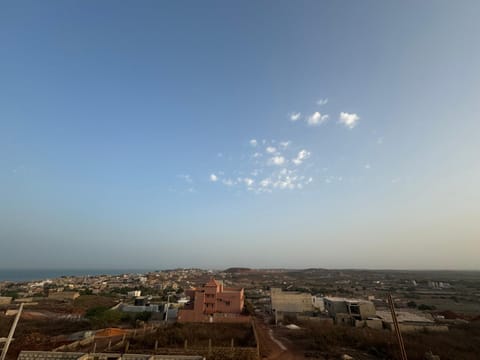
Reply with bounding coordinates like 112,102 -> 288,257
205,277 -> 219,287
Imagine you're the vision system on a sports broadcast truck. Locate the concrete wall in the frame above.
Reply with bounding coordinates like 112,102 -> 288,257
324,299 -> 348,315
48,292 -> 80,301
312,296 -> 324,311
0,296 -> 12,305
121,305 -> 160,313
355,319 -> 383,330
355,302 -> 376,320
324,298 -> 375,320
297,315 -> 334,325
217,289 -> 244,313
270,288 -> 313,313
383,322 -> 449,333
177,309 -> 205,323
178,310 -> 249,323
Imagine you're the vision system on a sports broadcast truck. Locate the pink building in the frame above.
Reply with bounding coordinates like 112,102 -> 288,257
178,278 -> 246,323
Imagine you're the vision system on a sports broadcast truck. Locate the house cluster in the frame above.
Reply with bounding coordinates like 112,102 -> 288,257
270,288 -> 449,332
112,278 -> 248,324
0,269 -> 221,299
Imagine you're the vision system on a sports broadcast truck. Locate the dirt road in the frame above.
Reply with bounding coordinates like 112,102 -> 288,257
253,318 -> 305,360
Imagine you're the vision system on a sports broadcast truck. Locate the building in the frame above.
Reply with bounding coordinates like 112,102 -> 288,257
127,290 -> 141,297
312,295 -> 325,311
376,310 -> 449,332
48,291 -> 80,301
0,296 -> 12,305
121,304 -> 161,313
324,297 -> 376,325
177,278 -> 246,323
270,288 -> 314,323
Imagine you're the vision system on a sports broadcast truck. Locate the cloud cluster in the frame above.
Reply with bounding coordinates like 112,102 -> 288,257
290,112 -> 302,121
269,155 -> 285,166
307,112 -> 329,126
205,98 -> 363,194
316,98 -> 328,106
339,112 -> 360,129
289,98 -> 360,129
209,139 -> 315,193
292,150 -> 311,165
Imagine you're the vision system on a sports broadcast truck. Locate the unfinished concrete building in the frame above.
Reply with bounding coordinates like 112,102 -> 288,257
376,310 -> 449,332
0,296 -> 12,305
324,297 -> 376,325
270,288 -> 314,323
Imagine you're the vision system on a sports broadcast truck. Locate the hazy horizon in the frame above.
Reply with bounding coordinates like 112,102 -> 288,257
2,1 -> 480,270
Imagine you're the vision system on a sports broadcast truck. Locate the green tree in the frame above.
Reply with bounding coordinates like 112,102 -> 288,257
407,301 -> 417,308
242,300 -> 255,315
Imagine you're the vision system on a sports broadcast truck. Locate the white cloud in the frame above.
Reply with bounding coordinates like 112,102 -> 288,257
364,163 -> 371,169
279,141 -> 290,149
260,178 -> 271,187
316,98 -> 328,106
269,156 -> 285,166
243,178 -> 254,186
210,138 -> 315,193
290,112 -> 301,121
178,174 -> 193,183
339,112 -> 360,129
222,178 -> 235,186
292,149 -> 311,165
307,112 -> 329,126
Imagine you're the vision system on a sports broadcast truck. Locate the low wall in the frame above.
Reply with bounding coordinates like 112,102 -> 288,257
354,319 -> 383,330
53,336 -> 95,351
133,347 -> 258,360
178,311 -> 250,324
384,322 -> 448,333
297,315 -> 333,325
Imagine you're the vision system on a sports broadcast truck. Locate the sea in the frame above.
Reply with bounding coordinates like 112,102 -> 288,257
0,269 -> 155,282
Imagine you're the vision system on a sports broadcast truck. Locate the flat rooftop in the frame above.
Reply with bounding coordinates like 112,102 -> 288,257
376,310 -> 434,323
324,296 -> 371,304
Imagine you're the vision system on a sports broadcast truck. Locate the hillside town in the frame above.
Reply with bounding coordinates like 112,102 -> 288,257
1,268 -> 479,360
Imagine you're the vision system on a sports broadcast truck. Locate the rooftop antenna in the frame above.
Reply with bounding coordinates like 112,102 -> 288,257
0,303 -> 24,360
387,294 -> 408,360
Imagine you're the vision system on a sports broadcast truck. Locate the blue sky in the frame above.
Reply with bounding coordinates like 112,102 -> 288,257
1,1 -> 479,270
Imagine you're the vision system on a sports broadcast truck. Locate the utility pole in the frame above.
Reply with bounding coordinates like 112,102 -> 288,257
387,294 -> 408,360
0,303 -> 24,360
164,293 -> 172,324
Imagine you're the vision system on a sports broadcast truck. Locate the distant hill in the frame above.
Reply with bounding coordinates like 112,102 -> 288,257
224,267 -> 252,273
